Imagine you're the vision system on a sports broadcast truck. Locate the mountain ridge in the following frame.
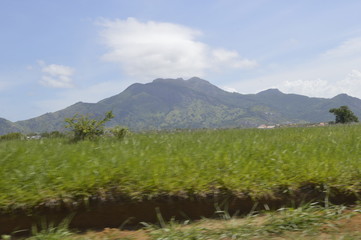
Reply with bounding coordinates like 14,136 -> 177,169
1,77 -> 360,134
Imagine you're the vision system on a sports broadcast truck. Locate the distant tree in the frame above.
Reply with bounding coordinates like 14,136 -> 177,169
0,132 -> 24,141
65,111 -> 114,141
40,131 -> 66,138
329,106 -> 359,124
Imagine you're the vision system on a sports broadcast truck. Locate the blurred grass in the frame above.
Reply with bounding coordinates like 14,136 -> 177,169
1,124 -> 361,210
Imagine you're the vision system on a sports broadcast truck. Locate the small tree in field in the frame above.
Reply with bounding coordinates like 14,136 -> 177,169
109,126 -> 128,140
329,106 -> 359,124
65,111 -> 114,141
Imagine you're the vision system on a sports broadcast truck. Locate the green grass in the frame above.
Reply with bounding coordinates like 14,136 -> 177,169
1,124 -> 361,210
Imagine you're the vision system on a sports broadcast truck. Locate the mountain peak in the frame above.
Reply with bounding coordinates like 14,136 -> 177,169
257,88 -> 283,95
187,76 -> 207,82
152,77 -> 209,85
331,93 -> 360,102
332,93 -> 350,99
150,77 -> 221,94
152,78 -> 185,84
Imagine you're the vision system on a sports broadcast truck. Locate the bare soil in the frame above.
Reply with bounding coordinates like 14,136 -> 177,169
75,228 -> 151,240
0,185 -> 359,236
72,211 -> 361,240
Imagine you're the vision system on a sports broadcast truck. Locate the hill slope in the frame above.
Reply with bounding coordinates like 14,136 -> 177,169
1,77 -> 360,134
0,118 -> 26,135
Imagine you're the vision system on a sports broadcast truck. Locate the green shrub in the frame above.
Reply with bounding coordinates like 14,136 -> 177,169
108,126 -> 128,140
64,111 -> 114,141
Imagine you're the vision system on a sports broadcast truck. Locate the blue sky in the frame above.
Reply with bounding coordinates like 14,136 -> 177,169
2,0 -> 361,121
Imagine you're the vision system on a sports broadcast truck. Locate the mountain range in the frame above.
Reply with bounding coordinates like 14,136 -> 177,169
1,77 -> 361,135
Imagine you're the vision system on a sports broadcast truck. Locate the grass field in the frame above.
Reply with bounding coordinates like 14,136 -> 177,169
1,124 -> 361,210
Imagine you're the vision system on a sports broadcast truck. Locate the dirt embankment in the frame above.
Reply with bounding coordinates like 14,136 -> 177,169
0,185 -> 359,236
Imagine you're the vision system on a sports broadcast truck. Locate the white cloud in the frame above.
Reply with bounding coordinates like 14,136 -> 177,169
277,38 -> 361,98
278,69 -> 361,98
337,69 -> 361,96
230,36 -> 361,98
280,79 -> 339,97
212,49 -> 258,69
98,18 -> 257,80
39,62 -> 75,88
221,86 -> 238,93
321,37 -> 361,59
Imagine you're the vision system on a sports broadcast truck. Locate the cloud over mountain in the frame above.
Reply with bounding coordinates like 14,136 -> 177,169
98,18 -> 257,80
39,61 -> 75,88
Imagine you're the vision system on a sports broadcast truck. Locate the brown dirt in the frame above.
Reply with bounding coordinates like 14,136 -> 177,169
74,228 -> 150,240
332,212 -> 361,232
71,211 -> 361,240
0,185 -> 359,236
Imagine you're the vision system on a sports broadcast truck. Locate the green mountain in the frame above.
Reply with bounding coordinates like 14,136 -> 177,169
1,77 -> 361,134
0,118 -> 27,135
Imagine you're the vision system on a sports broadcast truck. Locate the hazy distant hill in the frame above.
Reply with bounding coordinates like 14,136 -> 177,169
1,77 -> 361,134
0,118 -> 26,135
249,89 -> 361,123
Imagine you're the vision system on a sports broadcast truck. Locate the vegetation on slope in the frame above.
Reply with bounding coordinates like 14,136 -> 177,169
7,77 -> 361,134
